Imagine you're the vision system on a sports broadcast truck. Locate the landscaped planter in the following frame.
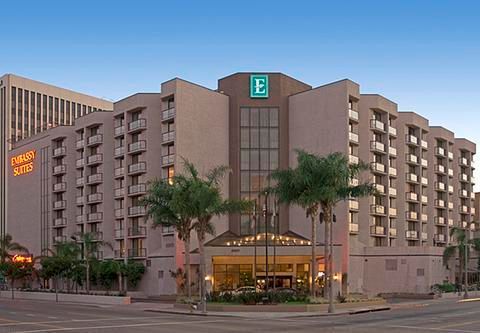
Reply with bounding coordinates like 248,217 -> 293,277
174,299 -> 387,312
0,290 -> 131,305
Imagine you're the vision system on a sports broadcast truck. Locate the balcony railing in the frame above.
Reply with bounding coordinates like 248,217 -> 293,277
389,187 -> 397,197
388,146 -> 397,156
434,182 -> 446,191
434,216 -> 445,225
128,118 -> 147,132
421,158 -> 428,167
128,248 -> 147,258
434,164 -> 445,174
448,185 -> 454,193
87,193 -> 103,203
349,223 -> 359,234
162,131 -> 175,143
459,157 -> 469,166
128,140 -> 147,154
389,207 -> 397,216
405,154 -> 418,164
405,192 -> 418,201
405,135 -> 418,145
75,215 -> 83,223
421,214 -> 428,222
76,196 -> 84,205
53,182 -> 67,192
373,183 -> 385,194
87,212 -> 103,222
52,164 -> 67,175
114,125 -> 125,137
389,167 -> 397,177
349,155 -> 359,164
87,173 -> 103,184
405,211 -> 418,220
371,162 -> 385,173
370,225 -> 385,236
421,140 -> 428,149
52,146 -> 66,157
370,141 -> 385,153
349,109 -> 359,121
53,200 -> 66,210
421,177 -> 428,185
421,232 -> 428,241
76,158 -> 85,168
389,126 -> 397,136
448,168 -> 453,177
114,146 -> 125,157
405,230 -> 419,240
162,154 -> 175,166
435,199 -> 446,208
52,217 -> 67,227
448,218 -> 454,226
76,139 -> 84,149
370,119 -> 385,132
114,167 -> 125,178
114,208 -> 124,219
448,151 -> 454,160
406,173 -> 418,183
128,206 -> 146,216
389,228 -> 397,237
53,235 -> 67,244
87,134 -> 103,146
434,146 -> 446,157
128,162 -> 147,174
114,187 -> 125,197
87,154 -> 103,165
162,108 -> 176,121
370,204 -> 385,215
128,183 -> 147,195
348,200 -> 359,210
115,229 -> 124,238
434,234 -> 446,243
421,195 -> 428,204
128,226 -> 147,237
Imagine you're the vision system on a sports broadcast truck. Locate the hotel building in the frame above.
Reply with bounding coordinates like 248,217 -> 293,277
7,73 -> 476,297
0,74 -> 113,240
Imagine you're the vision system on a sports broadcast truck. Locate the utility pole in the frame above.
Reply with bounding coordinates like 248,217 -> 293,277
464,241 -> 469,299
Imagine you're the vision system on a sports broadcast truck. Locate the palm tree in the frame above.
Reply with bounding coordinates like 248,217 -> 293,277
0,234 -> 28,263
443,227 -> 480,295
182,161 -> 252,313
271,150 -> 375,312
142,177 -> 195,300
72,232 -> 112,294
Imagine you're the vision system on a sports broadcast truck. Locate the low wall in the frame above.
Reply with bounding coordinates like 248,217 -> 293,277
175,299 -> 387,312
0,291 -> 131,305
441,290 -> 480,299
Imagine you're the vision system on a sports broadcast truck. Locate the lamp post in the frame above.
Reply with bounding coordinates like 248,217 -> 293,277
464,241 -> 469,299
263,191 -> 269,292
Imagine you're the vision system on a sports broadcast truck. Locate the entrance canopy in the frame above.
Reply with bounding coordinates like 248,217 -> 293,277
205,231 -> 313,247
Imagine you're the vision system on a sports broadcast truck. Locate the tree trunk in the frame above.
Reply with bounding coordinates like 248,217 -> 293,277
310,214 -> 317,298
86,260 -> 90,294
55,276 -> 59,302
118,274 -> 122,293
197,231 -> 206,313
185,237 -> 192,301
10,278 -> 14,300
324,204 -> 334,313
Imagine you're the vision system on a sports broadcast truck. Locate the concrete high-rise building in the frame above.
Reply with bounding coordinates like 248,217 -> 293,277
7,73 -> 476,297
0,74 -> 113,239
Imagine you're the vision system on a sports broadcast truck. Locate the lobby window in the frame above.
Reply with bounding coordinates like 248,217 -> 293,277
54,98 -> 59,126
24,90 -> 29,133
239,107 -> 279,235
48,96 -> 53,127
11,87 -> 16,141
18,88 -> 23,138
30,91 -> 35,134
60,99 -> 65,124
36,93 -> 41,132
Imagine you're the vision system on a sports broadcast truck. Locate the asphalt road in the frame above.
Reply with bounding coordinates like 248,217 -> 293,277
0,297 -> 480,332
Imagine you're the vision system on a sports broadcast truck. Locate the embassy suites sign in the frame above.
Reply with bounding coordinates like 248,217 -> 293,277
11,150 -> 36,177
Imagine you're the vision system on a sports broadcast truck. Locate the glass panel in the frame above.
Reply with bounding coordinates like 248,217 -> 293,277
269,108 -> 279,127
240,108 -> 249,127
259,128 -> 269,148
259,108 -> 269,127
240,128 -> 249,148
240,150 -> 249,170
260,150 -> 269,170
240,171 -> 250,191
250,128 -> 259,148
250,108 -> 259,127
270,150 -> 279,170
250,150 -> 259,170
270,128 -> 279,148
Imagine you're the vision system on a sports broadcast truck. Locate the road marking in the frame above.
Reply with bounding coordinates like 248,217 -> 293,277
458,298 -> 480,303
436,320 -> 480,329
15,319 -> 227,333
47,317 -> 58,319
389,325 -> 480,332
26,314 -> 35,317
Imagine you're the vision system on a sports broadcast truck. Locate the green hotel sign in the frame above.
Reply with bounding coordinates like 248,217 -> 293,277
250,74 -> 269,98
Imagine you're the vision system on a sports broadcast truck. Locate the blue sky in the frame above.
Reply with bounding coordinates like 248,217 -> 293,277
1,1 -> 479,161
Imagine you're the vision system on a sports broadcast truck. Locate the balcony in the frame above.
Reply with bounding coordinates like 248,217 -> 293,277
406,192 -> 418,202
405,230 -> 419,240
435,199 -> 446,208
114,146 -> 125,158
128,140 -> 147,154
389,167 -> 397,177
128,118 -> 147,132
52,146 -> 66,158
434,216 -> 446,225
434,146 -> 446,157
370,204 -> 385,215
114,208 -> 124,219
370,225 -> 386,236
434,182 -> 446,191
448,185 -> 454,193
114,187 -> 125,198
52,217 -> 67,227
53,182 -> 66,192
460,173 -> 469,182
421,177 -> 428,186
434,164 -> 446,174
472,207 -> 476,215
471,192 -> 476,200
406,173 -> 418,183
460,189 -> 469,198
421,232 -> 428,241
87,193 -> 103,203
405,134 -> 418,146
448,151 -> 454,160
462,221 -> 468,228
405,154 -> 418,164
53,235 -> 67,244
421,195 -> 428,204
421,158 -> 428,167
349,109 -> 359,121
87,173 -> 103,184
389,187 -> 397,197
470,223 -> 476,231
114,125 -> 125,137
348,200 -> 359,210
406,211 -> 418,220
459,157 -> 469,166
75,215 -> 83,224
76,139 -> 84,150
434,234 -> 446,243
162,107 -> 176,121
370,141 -> 385,153
128,226 -> 147,237
114,229 -> 124,239
87,134 -> 103,146
52,164 -> 67,175
389,228 -> 397,237
128,248 -> 147,258
162,131 -> 175,144
421,213 -> 428,222
128,162 -> 146,175
114,249 -> 125,259
388,146 -> 397,156
349,223 -> 359,234
128,183 -> 147,196
92,251 -> 103,260
162,154 -> 175,166
114,167 -> 125,178
349,155 -> 359,164
53,200 -> 66,210
389,207 -> 397,216
76,158 -> 84,168
128,206 -> 146,217
86,212 -> 103,222
87,154 -> 103,165
421,140 -> 428,149
448,218 -> 454,226
349,178 -> 359,186
76,196 -> 84,205
371,162 -> 386,173
373,183 -> 385,194
370,119 -> 385,132
389,126 -> 397,137
460,205 -> 468,214
448,201 -> 454,209
448,168 -> 454,177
